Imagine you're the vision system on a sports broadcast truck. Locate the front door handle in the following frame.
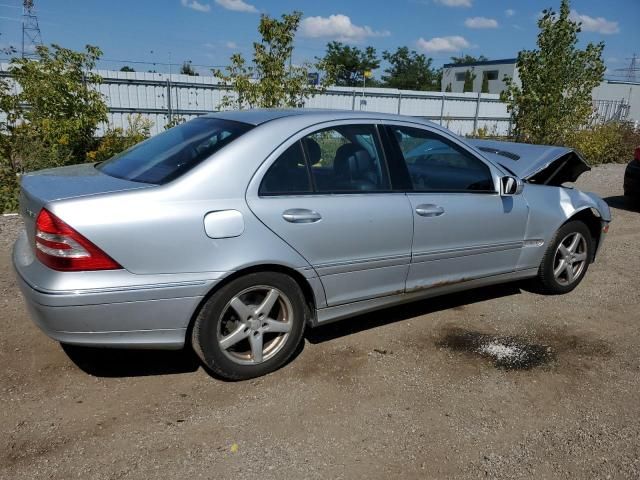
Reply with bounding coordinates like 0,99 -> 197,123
415,204 -> 445,217
282,208 -> 322,223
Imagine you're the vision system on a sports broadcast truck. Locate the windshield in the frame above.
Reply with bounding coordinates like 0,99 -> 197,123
97,117 -> 253,184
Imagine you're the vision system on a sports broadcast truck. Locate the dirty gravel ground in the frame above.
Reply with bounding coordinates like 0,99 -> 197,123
1,164 -> 639,479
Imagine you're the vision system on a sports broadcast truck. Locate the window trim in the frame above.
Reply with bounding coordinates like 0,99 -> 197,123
382,123 -> 499,195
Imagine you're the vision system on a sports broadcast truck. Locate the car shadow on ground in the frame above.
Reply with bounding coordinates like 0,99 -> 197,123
603,195 -> 639,213
306,283 -> 522,344
61,343 -> 201,378
61,283 -> 523,379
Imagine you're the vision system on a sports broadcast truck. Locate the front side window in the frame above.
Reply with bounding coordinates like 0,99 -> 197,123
304,125 -> 390,192
97,117 -> 253,184
390,126 -> 495,192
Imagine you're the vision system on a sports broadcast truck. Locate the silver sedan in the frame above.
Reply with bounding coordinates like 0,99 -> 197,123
13,109 -> 611,379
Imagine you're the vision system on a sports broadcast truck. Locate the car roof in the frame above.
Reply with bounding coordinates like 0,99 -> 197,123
203,108 -> 440,127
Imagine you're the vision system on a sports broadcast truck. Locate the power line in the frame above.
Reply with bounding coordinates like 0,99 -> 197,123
99,58 -> 227,69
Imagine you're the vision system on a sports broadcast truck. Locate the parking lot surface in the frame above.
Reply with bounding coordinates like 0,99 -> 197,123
1,164 -> 638,479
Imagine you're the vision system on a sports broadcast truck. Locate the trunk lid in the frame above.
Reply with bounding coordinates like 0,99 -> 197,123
20,163 -> 153,246
468,139 -> 590,186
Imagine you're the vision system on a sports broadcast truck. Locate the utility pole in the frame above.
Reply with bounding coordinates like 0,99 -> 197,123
21,0 -> 43,58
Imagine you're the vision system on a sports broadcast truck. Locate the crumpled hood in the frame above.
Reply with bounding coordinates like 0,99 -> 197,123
468,139 -> 591,186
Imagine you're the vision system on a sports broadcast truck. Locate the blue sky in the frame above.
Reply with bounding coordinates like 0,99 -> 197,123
1,0 -> 638,79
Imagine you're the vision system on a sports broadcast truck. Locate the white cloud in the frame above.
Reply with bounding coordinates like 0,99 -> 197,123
434,0 -> 472,7
570,10 -> 619,34
417,35 -> 470,53
505,9 -> 515,17
181,0 -> 211,13
465,17 -> 498,29
300,14 -> 390,42
214,0 -> 257,13
203,41 -> 239,49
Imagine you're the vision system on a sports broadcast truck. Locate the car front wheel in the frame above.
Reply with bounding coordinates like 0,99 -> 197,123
534,220 -> 593,295
191,272 -> 307,380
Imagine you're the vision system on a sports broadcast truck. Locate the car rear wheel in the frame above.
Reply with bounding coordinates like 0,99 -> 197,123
534,220 -> 593,295
191,272 -> 307,380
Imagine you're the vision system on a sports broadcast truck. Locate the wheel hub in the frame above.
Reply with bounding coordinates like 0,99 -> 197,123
248,318 -> 260,330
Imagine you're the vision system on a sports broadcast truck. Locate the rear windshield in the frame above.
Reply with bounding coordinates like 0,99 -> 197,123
97,117 -> 253,184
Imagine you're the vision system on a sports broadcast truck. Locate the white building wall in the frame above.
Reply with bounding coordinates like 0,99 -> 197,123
592,80 -> 640,124
441,61 -> 518,94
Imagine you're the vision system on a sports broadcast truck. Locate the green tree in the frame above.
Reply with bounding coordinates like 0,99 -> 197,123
87,114 -> 153,163
180,60 -> 199,76
450,54 -> 488,65
214,11 -> 334,109
462,69 -> 476,92
120,65 -> 135,72
0,44 -> 108,212
501,0 -> 605,144
319,41 -> 379,87
481,72 -> 489,93
381,46 -> 439,91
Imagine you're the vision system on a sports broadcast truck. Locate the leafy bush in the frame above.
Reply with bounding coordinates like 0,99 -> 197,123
0,44 -> 108,212
564,122 -> 640,165
87,115 -> 153,163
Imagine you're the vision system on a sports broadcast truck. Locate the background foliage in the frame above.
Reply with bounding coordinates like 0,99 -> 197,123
501,0 -> 605,145
86,114 -> 153,163
214,12 -> 335,109
565,122 -> 640,165
0,44 -> 108,212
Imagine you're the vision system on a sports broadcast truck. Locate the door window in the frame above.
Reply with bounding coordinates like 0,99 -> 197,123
389,126 -> 495,193
259,141 -> 312,195
304,125 -> 390,192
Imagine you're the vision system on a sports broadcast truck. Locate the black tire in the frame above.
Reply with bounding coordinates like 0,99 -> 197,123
533,220 -> 593,295
191,272 -> 307,380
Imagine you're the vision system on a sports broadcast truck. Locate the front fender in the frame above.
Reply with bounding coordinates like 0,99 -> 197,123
583,191 -> 611,222
518,184 -> 610,269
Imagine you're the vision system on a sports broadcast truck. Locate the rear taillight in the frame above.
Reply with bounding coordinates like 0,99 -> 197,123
35,209 -> 122,271
634,147 -> 640,162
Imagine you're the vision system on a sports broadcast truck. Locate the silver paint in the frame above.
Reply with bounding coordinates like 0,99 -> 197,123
13,109 -> 610,349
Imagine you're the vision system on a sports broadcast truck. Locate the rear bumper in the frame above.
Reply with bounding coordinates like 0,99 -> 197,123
13,230 -> 220,349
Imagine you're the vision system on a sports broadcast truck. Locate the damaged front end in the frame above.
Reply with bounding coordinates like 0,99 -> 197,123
468,139 -> 591,187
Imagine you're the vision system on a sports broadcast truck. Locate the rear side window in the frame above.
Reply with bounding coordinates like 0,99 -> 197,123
259,142 -> 312,195
389,126 -> 495,192
97,118 -> 253,184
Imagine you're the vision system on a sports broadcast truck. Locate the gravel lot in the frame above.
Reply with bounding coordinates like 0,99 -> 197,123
1,163 -> 638,479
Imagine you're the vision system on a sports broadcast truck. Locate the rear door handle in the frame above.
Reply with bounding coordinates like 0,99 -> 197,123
282,208 -> 322,223
415,204 -> 445,217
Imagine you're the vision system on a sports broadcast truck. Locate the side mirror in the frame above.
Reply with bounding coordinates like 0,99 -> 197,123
500,176 -> 523,196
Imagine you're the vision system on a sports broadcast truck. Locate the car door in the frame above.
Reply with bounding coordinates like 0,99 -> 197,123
383,123 -> 529,291
246,122 -> 413,307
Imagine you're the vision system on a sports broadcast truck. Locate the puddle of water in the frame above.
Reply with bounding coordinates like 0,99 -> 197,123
439,330 -> 554,370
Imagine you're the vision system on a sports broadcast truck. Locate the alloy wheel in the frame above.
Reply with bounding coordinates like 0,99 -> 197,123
552,232 -> 588,286
217,286 -> 293,365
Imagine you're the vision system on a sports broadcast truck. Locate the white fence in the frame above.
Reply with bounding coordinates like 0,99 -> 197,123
3,66 -> 631,137
92,69 -> 512,136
